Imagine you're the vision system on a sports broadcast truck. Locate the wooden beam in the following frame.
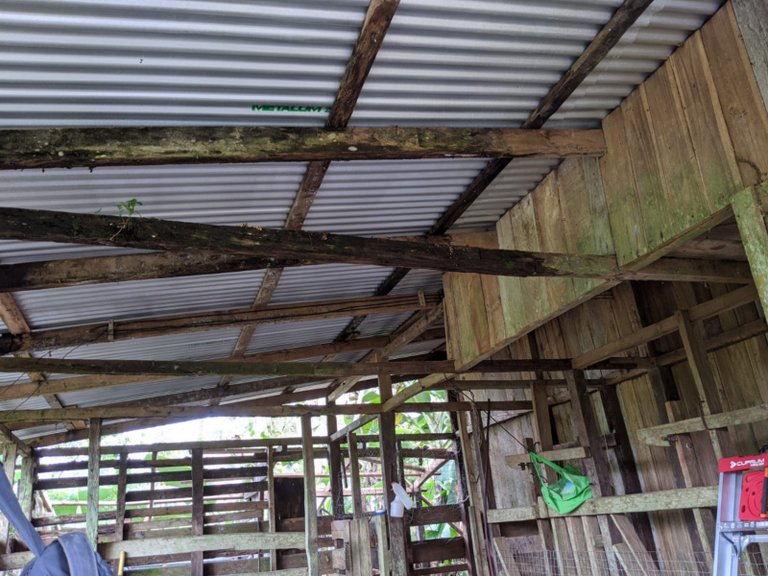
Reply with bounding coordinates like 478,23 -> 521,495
328,0 -> 400,128
0,292 -> 440,354
524,0 -> 654,128
0,126 -> 606,170
0,207 -> 627,280
573,284 -> 758,369
0,252 -> 292,293
733,185 -> 768,318
0,356 -> 454,378
347,433 -> 364,518
329,305 -> 444,401
302,415 -> 319,576
86,419 -> 102,548
487,486 -> 718,522
0,444 -> 17,549
638,404 -> 768,447
0,401 -> 532,424
190,448 -> 204,576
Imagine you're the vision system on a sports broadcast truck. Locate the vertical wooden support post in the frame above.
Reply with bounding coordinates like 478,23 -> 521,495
377,353 -> 409,576
302,415 -> 319,576
676,309 -> 735,459
734,186 -> 768,318
347,432 -> 364,518
191,447 -> 204,576
457,409 -> 492,576
565,371 -> 617,573
86,418 -> 102,549
374,513 -> 391,576
0,444 -> 16,550
327,410 -> 345,519
267,446 -> 278,571
18,452 -> 35,522
114,452 -> 128,543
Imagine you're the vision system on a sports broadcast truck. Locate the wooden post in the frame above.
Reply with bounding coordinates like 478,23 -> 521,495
114,452 -> 128,543
86,418 -> 102,549
457,409 -> 492,576
0,444 -> 16,550
302,415 -> 319,576
374,512 -> 391,576
676,309 -> 735,459
18,452 -> 35,523
565,370 -> 617,573
733,186 -> 768,318
377,352 -> 409,576
267,446 -> 278,571
191,447 -> 204,576
347,433 -> 364,518
327,410 -> 345,519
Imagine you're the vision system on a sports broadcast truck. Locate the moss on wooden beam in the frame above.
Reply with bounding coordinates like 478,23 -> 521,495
0,126 -> 606,170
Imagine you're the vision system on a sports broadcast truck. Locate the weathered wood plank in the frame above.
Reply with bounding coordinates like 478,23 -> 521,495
86,419 -> 102,548
487,486 -> 718,522
0,126 -> 606,170
0,292 -> 440,354
505,447 -> 588,469
302,415 -> 319,576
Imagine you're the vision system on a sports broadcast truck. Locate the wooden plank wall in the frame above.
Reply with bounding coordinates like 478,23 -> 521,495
443,1 -> 768,370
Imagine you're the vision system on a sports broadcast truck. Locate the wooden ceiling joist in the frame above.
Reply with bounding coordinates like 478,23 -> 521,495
0,292 -> 440,354
0,208 -> 753,291
0,126 -> 605,170
0,400 -> 532,424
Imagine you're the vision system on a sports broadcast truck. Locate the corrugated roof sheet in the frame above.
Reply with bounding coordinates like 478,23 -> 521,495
15,271 -> 267,329
0,0 -> 368,128
351,0 -> 624,127
303,159 -> 489,236
59,375 -> 220,407
270,264 -> 395,304
246,317 -> 355,355
0,162 -> 306,262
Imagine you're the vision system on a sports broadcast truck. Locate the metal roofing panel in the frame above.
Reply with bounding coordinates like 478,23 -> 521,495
303,159 -> 489,236
351,0 -> 624,127
270,264 -> 395,305
246,317 -> 355,355
0,162 -> 306,263
15,270 -> 266,329
547,0 -> 723,128
355,311 -> 415,338
452,158 -> 561,231
59,375 -> 220,407
41,327 -> 244,361
0,0 -> 368,128
390,269 -> 443,295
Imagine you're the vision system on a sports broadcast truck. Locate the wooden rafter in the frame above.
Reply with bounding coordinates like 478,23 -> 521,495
0,400 -> 532,424
341,0 -> 658,349
0,292 -> 440,354
0,126 -> 605,170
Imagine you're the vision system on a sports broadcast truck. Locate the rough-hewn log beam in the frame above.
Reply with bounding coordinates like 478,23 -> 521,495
524,0 -> 654,128
0,357 -> 455,378
0,126 -> 605,170
0,206 -> 615,275
0,293 -> 440,354
0,401 -> 532,423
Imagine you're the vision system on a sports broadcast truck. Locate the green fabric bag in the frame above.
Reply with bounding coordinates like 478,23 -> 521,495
529,451 -> 593,515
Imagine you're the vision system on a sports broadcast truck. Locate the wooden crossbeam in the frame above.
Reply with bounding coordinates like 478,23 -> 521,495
0,401 -> 532,423
0,126 -> 605,170
0,292 -> 440,354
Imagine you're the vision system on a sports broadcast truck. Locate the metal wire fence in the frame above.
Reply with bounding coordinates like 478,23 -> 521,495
493,538 -> 768,575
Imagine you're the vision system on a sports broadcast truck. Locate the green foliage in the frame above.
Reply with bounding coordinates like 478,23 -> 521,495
116,198 -> 142,217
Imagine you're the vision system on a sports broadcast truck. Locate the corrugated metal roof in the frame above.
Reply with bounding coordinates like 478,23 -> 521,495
15,270 -> 267,329
59,375 -> 220,407
0,162 -> 306,262
0,0 -> 368,128
351,0 -> 624,127
270,264 -> 395,304
303,159 -> 489,236
246,317 -> 355,354
356,312 -> 415,338
547,0 -> 722,128
390,269 -> 444,295
452,158 -> 560,231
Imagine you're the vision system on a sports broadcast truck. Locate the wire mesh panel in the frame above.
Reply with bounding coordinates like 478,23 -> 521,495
492,538 -> 768,576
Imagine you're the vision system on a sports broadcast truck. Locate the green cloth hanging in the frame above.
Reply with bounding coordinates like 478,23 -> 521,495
529,451 -> 593,515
